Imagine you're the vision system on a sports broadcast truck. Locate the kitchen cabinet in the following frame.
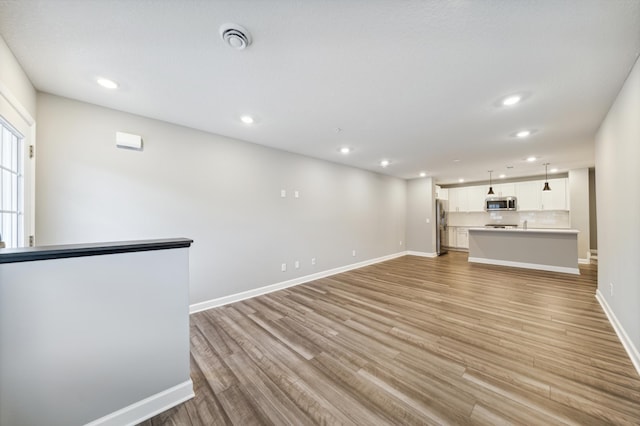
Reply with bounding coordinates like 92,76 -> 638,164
467,185 -> 487,212
493,183 -> 515,197
448,188 -> 468,212
447,227 -> 457,247
446,226 -> 469,249
516,178 -> 568,211
515,180 -> 542,211
435,185 -> 448,200
541,178 -> 568,210
456,228 -> 469,249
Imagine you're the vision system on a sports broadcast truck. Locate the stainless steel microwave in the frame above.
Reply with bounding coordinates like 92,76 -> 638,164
485,196 -> 517,211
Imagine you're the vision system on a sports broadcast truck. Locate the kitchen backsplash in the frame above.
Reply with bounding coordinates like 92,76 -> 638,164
448,211 -> 570,228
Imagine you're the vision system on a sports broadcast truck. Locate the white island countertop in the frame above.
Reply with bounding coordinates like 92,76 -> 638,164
469,227 -> 579,234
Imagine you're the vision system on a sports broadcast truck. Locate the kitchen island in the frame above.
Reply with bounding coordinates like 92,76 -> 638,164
468,227 -> 579,274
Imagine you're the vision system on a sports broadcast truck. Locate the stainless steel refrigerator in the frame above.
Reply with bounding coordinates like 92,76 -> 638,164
436,199 -> 448,255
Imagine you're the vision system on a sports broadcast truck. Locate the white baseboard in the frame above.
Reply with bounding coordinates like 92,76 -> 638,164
190,251 -> 407,313
406,251 -> 438,258
468,257 -> 580,275
85,380 -> 194,426
578,258 -> 590,265
596,290 -> 640,377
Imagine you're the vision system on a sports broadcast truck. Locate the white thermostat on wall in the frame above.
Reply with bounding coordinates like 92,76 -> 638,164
116,131 -> 143,150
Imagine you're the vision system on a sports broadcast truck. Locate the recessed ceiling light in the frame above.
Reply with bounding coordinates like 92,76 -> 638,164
550,168 -> 558,173
502,95 -> 522,106
526,156 -> 537,162
97,78 -> 118,89
516,130 -> 531,138
380,159 -> 390,167
240,115 -> 254,124
419,172 -> 427,177
340,147 -> 350,154
458,178 -> 465,183
453,159 -> 461,163
499,174 -> 506,178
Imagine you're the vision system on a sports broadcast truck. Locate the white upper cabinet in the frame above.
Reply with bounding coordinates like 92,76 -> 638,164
541,178 -> 567,210
467,185 -> 487,212
493,183 -> 515,197
515,181 -> 541,211
448,187 -> 468,212
435,185 -> 449,200
445,177 -> 568,213
515,178 -> 568,211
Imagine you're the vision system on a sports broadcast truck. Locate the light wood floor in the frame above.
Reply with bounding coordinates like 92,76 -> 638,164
140,252 -> 640,425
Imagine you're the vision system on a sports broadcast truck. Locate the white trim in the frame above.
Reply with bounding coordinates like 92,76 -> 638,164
190,251 -> 407,313
0,79 -> 36,246
468,256 -> 580,275
596,290 -> 640,377
85,380 -> 194,426
578,258 -> 590,265
406,251 -> 438,258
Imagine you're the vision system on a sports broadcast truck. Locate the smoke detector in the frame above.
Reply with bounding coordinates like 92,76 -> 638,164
220,23 -> 252,50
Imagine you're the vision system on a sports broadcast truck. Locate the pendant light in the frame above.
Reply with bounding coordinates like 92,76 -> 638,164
543,163 -> 551,191
487,170 -> 495,195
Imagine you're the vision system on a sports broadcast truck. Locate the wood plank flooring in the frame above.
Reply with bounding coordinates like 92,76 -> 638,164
140,252 -> 640,425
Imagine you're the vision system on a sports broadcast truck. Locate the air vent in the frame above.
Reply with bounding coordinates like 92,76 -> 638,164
220,24 -> 252,50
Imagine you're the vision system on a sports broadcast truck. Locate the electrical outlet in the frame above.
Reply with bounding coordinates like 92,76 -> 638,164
426,218 -> 430,223
280,189 -> 286,198
294,190 -> 299,198
352,249 -> 356,257
281,263 -> 287,272
295,260 -> 300,269
610,282 -> 614,296
311,257 -> 316,265
400,240 -> 403,246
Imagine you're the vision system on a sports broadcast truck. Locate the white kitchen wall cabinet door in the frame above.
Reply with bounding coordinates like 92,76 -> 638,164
515,180 -> 542,211
447,188 -> 458,212
467,185 -> 487,212
435,185 -> 448,200
541,178 -> 568,210
494,183 -> 515,197
448,188 -> 469,212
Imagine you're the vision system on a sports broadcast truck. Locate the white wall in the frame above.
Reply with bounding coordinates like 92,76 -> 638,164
569,168 -> 590,261
35,93 -> 407,305
406,177 -> 435,255
0,35 -> 36,118
595,55 -> 640,369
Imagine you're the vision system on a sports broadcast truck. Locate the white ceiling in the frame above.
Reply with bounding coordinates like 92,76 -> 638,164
1,0 -> 639,184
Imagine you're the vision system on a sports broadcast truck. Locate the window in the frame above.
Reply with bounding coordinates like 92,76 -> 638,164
0,118 -> 24,248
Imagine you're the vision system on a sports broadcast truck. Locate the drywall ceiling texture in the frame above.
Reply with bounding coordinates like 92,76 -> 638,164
595,55 -> 640,358
1,1 -> 639,183
35,93 -> 407,305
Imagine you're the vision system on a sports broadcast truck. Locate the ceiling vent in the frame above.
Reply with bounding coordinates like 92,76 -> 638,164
220,24 -> 252,50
